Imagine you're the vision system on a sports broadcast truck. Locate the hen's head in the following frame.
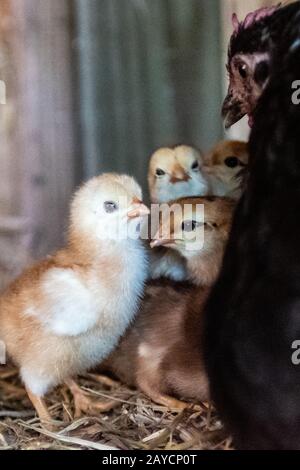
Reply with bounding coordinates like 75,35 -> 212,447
223,4 -> 284,129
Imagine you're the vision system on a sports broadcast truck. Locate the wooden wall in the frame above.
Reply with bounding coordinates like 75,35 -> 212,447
75,0 -> 223,194
0,0 -> 78,290
0,0 -> 236,289
0,0 -> 30,290
10,0 -> 77,259
0,0 -> 19,216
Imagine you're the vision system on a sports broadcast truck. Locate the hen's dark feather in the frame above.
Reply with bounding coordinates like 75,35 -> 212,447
205,2 -> 300,449
228,2 -> 300,60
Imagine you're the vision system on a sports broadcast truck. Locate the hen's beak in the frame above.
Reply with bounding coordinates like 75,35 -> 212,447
222,93 -> 245,129
127,203 -> 150,219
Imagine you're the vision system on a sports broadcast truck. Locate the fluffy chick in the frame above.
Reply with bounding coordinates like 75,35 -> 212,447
151,196 -> 235,286
0,174 -> 149,426
148,145 -> 209,204
148,146 -> 210,280
148,203 -> 188,282
100,197 -> 235,410
204,140 -> 248,200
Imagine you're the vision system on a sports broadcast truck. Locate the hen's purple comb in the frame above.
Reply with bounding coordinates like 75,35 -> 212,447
232,4 -> 281,35
232,13 -> 240,33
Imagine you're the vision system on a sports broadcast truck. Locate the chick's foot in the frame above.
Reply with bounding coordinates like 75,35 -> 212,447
65,379 -> 119,418
151,392 -> 202,412
139,379 -> 202,412
26,387 -> 57,431
89,373 -> 120,388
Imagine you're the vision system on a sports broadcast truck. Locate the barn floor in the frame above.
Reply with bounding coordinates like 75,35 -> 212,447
0,268 -> 232,451
0,367 -> 232,451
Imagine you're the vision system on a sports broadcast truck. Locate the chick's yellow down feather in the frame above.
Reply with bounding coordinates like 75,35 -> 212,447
148,145 -> 209,204
203,140 -> 249,200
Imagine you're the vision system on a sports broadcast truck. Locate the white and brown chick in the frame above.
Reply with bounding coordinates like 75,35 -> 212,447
0,173 -> 149,426
148,145 -> 209,204
100,196 -> 235,410
204,140 -> 248,200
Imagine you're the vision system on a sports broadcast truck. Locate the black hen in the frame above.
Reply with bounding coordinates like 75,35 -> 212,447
222,1 -> 300,128
204,2 -> 300,450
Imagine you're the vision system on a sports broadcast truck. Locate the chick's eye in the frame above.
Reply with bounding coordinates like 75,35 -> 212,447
238,64 -> 247,79
181,220 -> 200,232
156,168 -> 166,177
104,201 -> 118,213
191,161 -> 199,171
224,156 -> 239,168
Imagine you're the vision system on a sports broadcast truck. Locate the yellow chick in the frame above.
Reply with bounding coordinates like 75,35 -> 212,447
0,174 -> 149,426
148,145 -> 209,204
204,140 -> 249,199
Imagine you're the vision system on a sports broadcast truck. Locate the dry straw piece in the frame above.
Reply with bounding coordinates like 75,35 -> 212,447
0,367 -> 232,450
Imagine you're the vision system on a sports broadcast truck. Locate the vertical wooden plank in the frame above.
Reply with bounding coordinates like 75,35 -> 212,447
142,0 -> 177,150
75,0 -> 113,178
75,0 -> 223,195
0,0 -> 20,216
119,2 -> 150,181
11,0 -> 76,258
0,0 -> 29,292
0,0 -> 31,290
193,0 -> 223,150
75,0 -> 177,190
165,0 -> 223,151
107,0 -> 129,175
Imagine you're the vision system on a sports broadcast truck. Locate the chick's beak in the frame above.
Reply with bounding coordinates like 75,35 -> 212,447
150,228 -> 175,248
169,164 -> 191,184
222,92 -> 245,129
127,203 -> 150,219
150,238 -> 175,248
170,172 -> 191,184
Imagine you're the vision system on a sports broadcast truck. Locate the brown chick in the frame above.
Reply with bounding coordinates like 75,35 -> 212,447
204,140 -> 249,200
147,201 -> 188,282
0,173 -> 149,426
151,196 -> 235,286
100,196 -> 235,410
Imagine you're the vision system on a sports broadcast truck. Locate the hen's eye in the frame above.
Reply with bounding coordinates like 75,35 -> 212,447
181,220 -> 201,232
238,64 -> 247,79
254,60 -> 269,85
191,161 -> 199,171
104,201 -> 118,213
225,156 -> 239,168
156,168 -> 166,177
